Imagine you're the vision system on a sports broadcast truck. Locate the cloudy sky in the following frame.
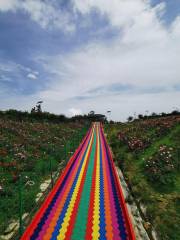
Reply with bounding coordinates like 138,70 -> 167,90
0,0 -> 180,120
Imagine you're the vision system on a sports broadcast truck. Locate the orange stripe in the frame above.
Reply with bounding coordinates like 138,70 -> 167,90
101,135 -> 113,239
43,130 -> 93,239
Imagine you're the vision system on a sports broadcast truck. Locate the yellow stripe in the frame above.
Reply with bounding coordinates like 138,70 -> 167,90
92,124 -> 100,240
57,126 -> 95,240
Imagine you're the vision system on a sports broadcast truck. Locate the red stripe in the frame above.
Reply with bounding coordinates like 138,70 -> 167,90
42,128 -> 93,239
85,126 -> 98,240
21,127 -> 91,240
100,129 -> 114,239
101,126 -> 136,240
100,127 -> 121,239
65,130 -> 94,239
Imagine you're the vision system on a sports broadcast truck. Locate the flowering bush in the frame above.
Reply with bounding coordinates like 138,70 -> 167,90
145,145 -> 176,185
127,136 -> 151,151
117,132 -> 126,141
117,131 -> 151,151
117,116 -> 180,152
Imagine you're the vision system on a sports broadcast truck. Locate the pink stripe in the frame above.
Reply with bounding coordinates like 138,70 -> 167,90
37,130 -> 92,239
100,129 -> 121,239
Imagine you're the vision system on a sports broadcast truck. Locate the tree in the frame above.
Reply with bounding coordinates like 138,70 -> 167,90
151,112 -> 157,118
138,114 -> 143,120
31,107 -> 36,113
36,104 -> 42,113
88,110 -> 95,116
127,116 -> 133,122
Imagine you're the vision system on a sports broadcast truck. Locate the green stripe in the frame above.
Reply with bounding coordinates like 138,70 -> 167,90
71,130 -> 96,239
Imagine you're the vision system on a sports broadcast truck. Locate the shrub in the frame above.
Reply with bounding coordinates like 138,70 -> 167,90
145,145 -> 176,185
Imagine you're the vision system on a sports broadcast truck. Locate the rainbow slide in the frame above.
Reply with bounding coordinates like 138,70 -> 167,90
21,123 -> 135,240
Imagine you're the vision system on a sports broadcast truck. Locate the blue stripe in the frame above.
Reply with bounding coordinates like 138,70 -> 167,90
99,131 -> 106,240
50,132 -> 92,239
101,127 -> 128,240
30,130 -> 91,240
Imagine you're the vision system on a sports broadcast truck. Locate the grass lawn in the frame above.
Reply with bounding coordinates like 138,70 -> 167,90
105,116 -> 180,240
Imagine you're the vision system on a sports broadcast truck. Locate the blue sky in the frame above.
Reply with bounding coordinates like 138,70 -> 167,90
0,0 -> 180,120
151,0 -> 180,23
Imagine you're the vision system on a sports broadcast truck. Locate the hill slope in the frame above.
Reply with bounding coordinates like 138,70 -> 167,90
0,117 -> 88,237
105,116 -> 180,240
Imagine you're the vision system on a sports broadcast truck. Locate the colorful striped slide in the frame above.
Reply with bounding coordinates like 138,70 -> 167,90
21,123 -> 135,240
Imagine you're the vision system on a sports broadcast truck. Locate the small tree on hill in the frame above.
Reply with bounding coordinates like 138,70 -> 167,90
127,116 -> 133,122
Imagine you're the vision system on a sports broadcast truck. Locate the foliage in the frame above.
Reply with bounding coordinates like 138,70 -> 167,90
105,115 -> 180,240
0,117 -> 88,235
145,145 -> 176,185
126,110 -> 180,121
0,109 -> 107,124
116,116 -> 179,153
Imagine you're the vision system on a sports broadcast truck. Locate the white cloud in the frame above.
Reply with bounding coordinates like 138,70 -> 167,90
32,0 -> 180,120
0,0 -> 19,11
73,0 -> 168,45
73,0 -> 147,26
0,0 -> 180,120
73,0 -> 164,29
68,91 -> 180,121
171,16 -> 180,38
0,75 -> 12,82
0,61 -> 38,75
27,73 -> 37,80
0,0 -> 75,32
38,27 -> 180,100
68,108 -> 82,116
0,61 -> 39,86
22,0 -> 75,31
0,90 -> 179,121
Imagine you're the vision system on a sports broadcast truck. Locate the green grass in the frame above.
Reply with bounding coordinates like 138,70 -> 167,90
105,116 -> 180,240
0,118 -> 88,236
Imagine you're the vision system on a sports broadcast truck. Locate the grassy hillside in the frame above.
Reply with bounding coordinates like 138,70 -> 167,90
0,117 -> 88,236
105,115 -> 180,240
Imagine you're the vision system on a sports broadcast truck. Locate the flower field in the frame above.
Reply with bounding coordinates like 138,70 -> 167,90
105,115 -> 180,240
0,117 -> 88,237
